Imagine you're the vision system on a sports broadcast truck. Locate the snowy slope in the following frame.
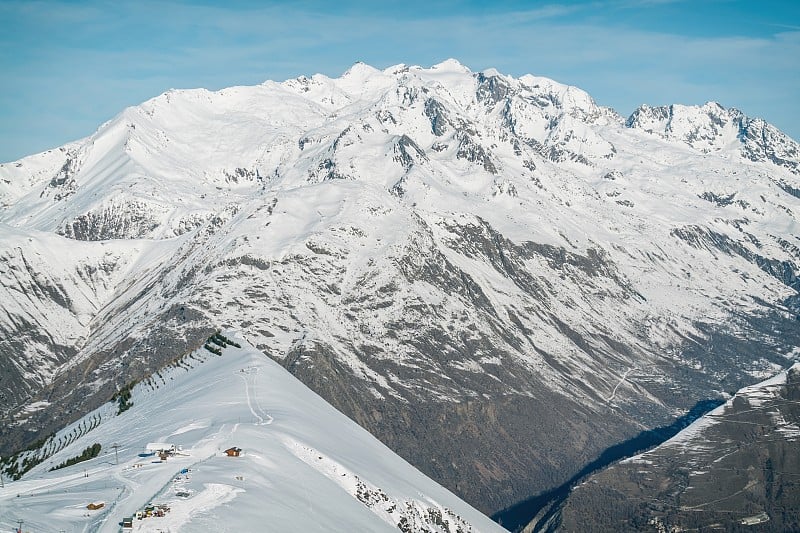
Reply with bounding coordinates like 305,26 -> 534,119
1,59 -> 799,515
0,334 -> 506,533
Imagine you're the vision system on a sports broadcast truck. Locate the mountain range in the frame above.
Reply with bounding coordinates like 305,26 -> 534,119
1,59 -> 798,528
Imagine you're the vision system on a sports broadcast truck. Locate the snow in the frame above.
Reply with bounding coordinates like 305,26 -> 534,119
431,58 -> 472,73
20,401 -> 50,414
0,335 -> 507,533
1,60 -> 799,516
144,443 -> 175,452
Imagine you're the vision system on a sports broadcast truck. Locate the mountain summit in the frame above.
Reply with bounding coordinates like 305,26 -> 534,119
1,60 -> 799,520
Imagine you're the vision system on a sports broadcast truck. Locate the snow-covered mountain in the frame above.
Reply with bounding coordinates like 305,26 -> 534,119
1,59 -> 799,517
0,334 -> 507,533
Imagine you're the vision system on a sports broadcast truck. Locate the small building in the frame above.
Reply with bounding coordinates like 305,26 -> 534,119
224,447 -> 242,457
146,443 -> 176,454
122,517 -> 133,529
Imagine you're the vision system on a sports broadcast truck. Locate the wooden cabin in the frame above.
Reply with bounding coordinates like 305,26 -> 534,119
224,447 -> 242,457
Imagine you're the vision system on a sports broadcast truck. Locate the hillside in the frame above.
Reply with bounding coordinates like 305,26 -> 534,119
0,334 -> 506,533
557,364 -> 800,532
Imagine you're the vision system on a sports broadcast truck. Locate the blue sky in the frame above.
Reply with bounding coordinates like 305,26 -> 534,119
1,0 -> 798,162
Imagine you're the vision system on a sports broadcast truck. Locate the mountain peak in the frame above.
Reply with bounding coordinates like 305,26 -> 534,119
430,58 -> 472,73
479,67 -> 503,78
626,100 -> 800,171
341,61 -> 381,80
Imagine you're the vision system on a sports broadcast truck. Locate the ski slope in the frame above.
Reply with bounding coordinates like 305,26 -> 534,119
0,333 -> 507,533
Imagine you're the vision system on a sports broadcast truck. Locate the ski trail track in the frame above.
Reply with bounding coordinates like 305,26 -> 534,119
238,364 -> 274,426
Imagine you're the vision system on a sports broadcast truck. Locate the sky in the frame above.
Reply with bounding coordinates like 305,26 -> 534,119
0,0 -> 798,162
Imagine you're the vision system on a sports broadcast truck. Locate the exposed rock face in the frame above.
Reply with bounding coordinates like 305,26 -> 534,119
0,60 -> 799,518
557,365 -> 800,533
